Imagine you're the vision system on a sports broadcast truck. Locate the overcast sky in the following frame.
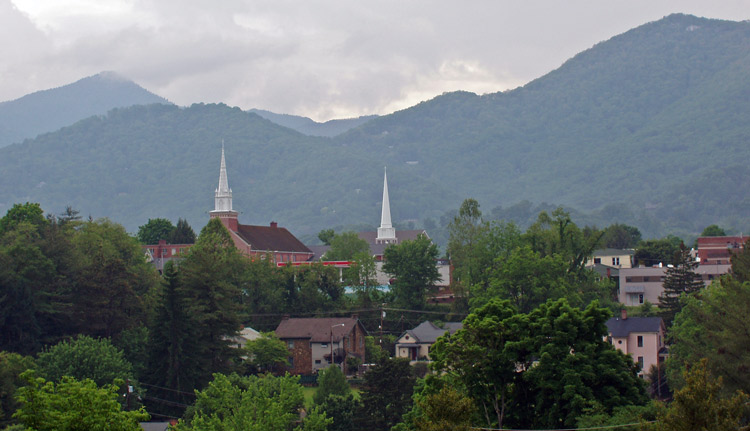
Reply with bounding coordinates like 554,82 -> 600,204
2,1 -> 749,121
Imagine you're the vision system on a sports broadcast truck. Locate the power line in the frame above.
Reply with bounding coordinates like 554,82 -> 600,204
470,421 -> 655,431
139,381 -> 196,397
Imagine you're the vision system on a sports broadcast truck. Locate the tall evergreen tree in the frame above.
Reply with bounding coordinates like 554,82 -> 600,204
143,261 -> 198,418
658,242 -> 703,326
169,218 -> 196,244
178,218 -> 243,384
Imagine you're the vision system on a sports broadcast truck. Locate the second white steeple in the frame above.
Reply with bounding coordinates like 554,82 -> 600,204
376,167 -> 397,244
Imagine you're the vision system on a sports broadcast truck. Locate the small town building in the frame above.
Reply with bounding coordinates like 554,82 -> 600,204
142,239 -> 192,273
618,264 -> 730,307
395,320 -> 462,362
275,316 -> 367,375
587,248 -> 635,269
209,146 -> 313,264
605,310 -> 666,378
696,235 -> 748,265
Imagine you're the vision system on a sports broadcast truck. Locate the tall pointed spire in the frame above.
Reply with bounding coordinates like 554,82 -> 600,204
377,167 -> 396,244
213,142 -> 233,212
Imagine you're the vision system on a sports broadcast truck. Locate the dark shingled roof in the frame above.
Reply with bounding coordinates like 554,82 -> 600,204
236,224 -> 312,253
606,316 -> 664,337
358,229 -> 429,256
401,320 -> 462,344
593,248 -> 635,257
275,317 -> 364,342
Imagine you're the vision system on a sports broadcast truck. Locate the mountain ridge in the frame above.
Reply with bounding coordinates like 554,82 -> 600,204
1,14 -> 749,241
0,71 -> 171,148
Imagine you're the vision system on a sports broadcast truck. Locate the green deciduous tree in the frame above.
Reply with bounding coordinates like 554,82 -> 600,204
383,235 -> 440,310
447,199 -> 490,299
0,203 -> 46,234
413,386 -> 476,431
648,359 -> 747,431
700,224 -> 726,237
432,298 -> 647,429
317,229 -> 335,246
317,394 -> 359,431
523,208 -> 602,277
323,231 -> 370,261
136,218 -> 175,244
69,219 -> 159,339
36,335 -> 134,388
13,371 -> 148,431
635,238 -> 681,267
176,373 -> 326,431
658,242 -> 704,326
667,276 -> 750,395
313,365 -> 349,405
601,223 -> 642,249
244,333 -> 289,373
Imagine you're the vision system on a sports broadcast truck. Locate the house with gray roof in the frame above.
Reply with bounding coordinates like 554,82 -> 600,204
605,310 -> 666,377
395,320 -> 462,362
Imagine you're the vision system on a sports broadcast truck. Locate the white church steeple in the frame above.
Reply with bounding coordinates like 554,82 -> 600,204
376,167 -> 397,244
214,143 -> 233,212
209,144 -> 239,230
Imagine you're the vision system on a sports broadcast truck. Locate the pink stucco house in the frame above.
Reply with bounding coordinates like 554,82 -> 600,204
605,310 -> 666,378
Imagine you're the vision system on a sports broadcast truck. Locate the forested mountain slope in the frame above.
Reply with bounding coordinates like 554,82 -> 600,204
0,71 -> 170,147
335,14 -> 750,234
0,14 -> 748,238
248,109 -> 377,137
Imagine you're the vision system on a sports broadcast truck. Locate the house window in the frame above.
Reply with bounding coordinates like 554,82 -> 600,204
321,343 -> 328,348
315,360 -> 321,364
637,356 -> 644,369
594,258 -> 601,264
639,294 -> 644,304
287,340 -> 294,349
626,277 -> 633,282
637,336 -> 643,347
288,357 -> 294,367
612,257 -> 620,265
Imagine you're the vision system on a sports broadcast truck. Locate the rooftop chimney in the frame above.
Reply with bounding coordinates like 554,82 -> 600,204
270,221 -> 278,228
621,309 -> 627,320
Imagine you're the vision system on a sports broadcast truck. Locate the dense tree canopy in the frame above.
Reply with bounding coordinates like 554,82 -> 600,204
432,298 -> 647,429
36,335 -> 134,388
176,373 -> 329,431
136,218 -> 175,245
383,235 -> 440,309
356,358 -> 416,431
13,372 -> 148,431
322,231 -> 370,261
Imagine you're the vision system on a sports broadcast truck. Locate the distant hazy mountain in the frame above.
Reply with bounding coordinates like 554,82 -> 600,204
1,14 -> 749,241
0,71 -> 170,147
248,109 -> 377,137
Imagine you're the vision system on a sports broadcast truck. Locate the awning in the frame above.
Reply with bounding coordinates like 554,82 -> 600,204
624,285 -> 645,293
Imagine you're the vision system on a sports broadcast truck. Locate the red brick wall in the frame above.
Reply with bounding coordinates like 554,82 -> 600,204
285,338 -> 312,375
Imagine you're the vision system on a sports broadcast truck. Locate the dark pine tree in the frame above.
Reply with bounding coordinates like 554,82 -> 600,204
143,261 -> 198,419
169,218 -> 196,244
659,242 -> 704,326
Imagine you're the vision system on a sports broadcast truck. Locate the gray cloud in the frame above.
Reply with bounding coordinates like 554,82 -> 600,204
3,0 -> 750,120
